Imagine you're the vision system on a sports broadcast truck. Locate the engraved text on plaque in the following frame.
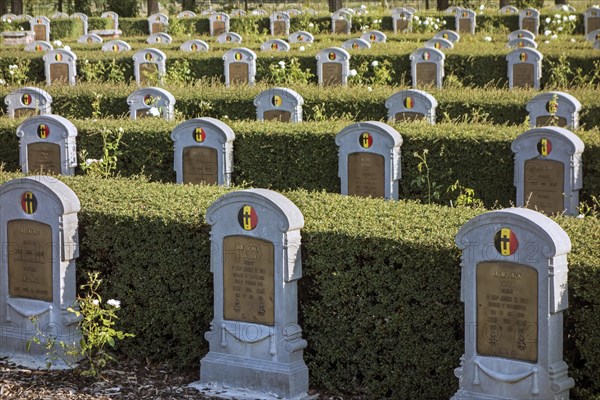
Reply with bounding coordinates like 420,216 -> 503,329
27,142 -> 61,174
524,159 -> 564,214
348,152 -> 385,198
183,146 -> 218,184
416,63 -> 436,86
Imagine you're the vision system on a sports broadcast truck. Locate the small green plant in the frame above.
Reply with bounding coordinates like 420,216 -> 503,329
165,59 -> 192,85
27,316 -> 80,369
79,127 -> 124,178
266,57 -> 314,85
3,59 -> 31,85
447,180 -> 484,208
105,59 -> 126,83
578,195 -> 600,217
546,54 -> 572,89
370,59 -> 392,85
411,149 -> 443,204
79,58 -> 106,82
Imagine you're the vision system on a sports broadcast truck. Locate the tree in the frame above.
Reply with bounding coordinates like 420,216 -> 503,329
437,0 -> 449,11
147,0 -> 158,16
11,0 -> 22,14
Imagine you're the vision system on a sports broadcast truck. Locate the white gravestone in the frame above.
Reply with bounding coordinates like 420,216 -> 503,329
584,6 -> 600,35
392,10 -> 413,33
24,40 -> 53,53
506,48 -> 543,89
217,32 -> 242,44
500,5 -> 519,14
270,11 -> 290,36
585,28 -> 600,42
102,39 -> 131,52
507,37 -> 537,49
254,87 -> 303,123
260,39 -> 290,52
288,31 -> 314,44
456,8 -> 476,34
331,10 -> 352,34
425,38 -> 454,50
178,10 -> 196,19
316,47 -> 350,86
434,29 -> 460,42
132,48 -> 166,86
210,13 -> 230,37
223,48 -> 256,87
508,29 -> 536,41
77,33 -> 103,44
342,38 -> 371,50
180,39 -> 209,52
101,11 -> 119,30
5,87 -> 52,118
410,47 -> 445,89
29,16 -> 50,42
360,30 -> 386,43
519,8 -> 540,35
526,91 -> 581,129
385,89 -> 437,124
127,87 -> 176,120
43,49 -> 77,86
70,13 -> 88,35
147,32 -> 173,44
148,13 -> 168,34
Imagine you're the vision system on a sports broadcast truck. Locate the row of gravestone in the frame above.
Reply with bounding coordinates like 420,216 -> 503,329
4,85 -> 583,130
11,113 -> 585,216
0,174 -> 577,399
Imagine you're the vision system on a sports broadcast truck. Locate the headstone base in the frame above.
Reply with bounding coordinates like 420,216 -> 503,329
198,353 -> 309,399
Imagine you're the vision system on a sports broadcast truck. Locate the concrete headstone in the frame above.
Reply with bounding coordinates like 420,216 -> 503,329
127,87 -> 175,120
43,49 -> 77,86
270,11 -> 290,36
210,13 -> 230,37
101,39 -> 131,52
434,29 -> 460,42
332,10 -> 352,34
456,8 -> 476,34
425,37 -> 454,50
5,87 -> 52,118
260,39 -> 290,52
254,87 -> 303,123
77,33 -> 103,44
24,40 -> 53,53
360,29 -> 387,43
410,47 -> 445,89
223,48 -> 256,87
70,12 -> 88,35
148,13 -> 168,34
584,6 -> 600,35
217,32 -> 242,44
507,37 -> 537,49
316,47 -> 350,85
508,29 -> 536,41
180,39 -> 209,52
147,32 -> 173,44
29,16 -> 50,42
288,31 -> 314,44
526,91 -> 581,129
385,89 -> 437,124
132,48 -> 166,86
341,38 -> 371,50
519,8 -> 540,35
392,10 -> 413,33
506,48 -> 543,89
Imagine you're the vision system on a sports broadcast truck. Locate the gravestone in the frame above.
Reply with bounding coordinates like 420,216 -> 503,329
506,48 -> 543,89
526,91 -> 581,129
50,11 -> 68,19
584,6 -> 600,35
385,89 -> 437,124
519,8 -> 540,35
500,5 -> 519,14
170,117 -> 235,185
446,5 -> 461,14
287,8 -> 301,16
127,87 -> 176,120
392,10 -> 413,33
456,8 -> 476,34
5,87 -> 52,118
230,9 -> 246,17
195,189 -> 309,399
147,32 -> 173,44
177,10 -> 196,18
201,10 -> 216,16
29,16 -> 50,42
511,126 -> 583,215
132,48 -> 166,86
288,31 -> 314,44
594,40 -> 600,50
210,13 -> 230,37
452,207 -> 575,399
77,33 -> 103,44
332,10 -> 352,34
148,13 -> 168,34
89,29 -> 121,40
508,29 -> 536,41
270,11 -> 290,36
16,115 -> 77,175
101,11 -> 119,30
70,12 -> 88,35
0,176 -> 81,368
335,121 -> 402,200
2,13 -> 17,21
507,37 -> 537,49
24,40 -> 53,52
252,9 -> 268,16
434,29 -> 460,42
43,49 -> 77,86
341,38 -> 371,50
102,39 -> 131,52
223,48 -> 257,87
410,47 -> 445,89
217,32 -> 242,44
425,37 -> 454,50
585,28 -> 600,42
260,39 -> 290,52
2,31 -> 34,45
180,39 -> 209,52
360,30 -> 387,43
16,14 -> 33,21
316,47 -> 350,86
254,87 -> 303,123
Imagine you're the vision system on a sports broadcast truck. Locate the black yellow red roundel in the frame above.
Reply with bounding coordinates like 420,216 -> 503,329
238,205 -> 258,231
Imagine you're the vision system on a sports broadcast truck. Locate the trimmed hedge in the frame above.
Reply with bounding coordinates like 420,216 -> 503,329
0,172 -> 597,399
1,118 -> 599,208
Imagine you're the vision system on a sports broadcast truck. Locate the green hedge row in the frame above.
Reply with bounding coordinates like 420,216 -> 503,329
0,172 -> 597,399
0,118 -> 599,208
1,83 -> 599,128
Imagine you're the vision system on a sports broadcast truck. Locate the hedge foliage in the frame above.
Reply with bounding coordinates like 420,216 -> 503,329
0,172 -> 597,399
0,118 -> 599,209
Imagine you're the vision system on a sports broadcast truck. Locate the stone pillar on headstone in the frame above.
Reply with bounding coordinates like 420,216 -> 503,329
195,189 -> 309,399
452,207 -> 575,399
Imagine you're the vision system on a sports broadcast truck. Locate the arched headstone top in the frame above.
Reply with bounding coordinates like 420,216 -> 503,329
102,39 -> 131,52
288,31 -> 314,43
25,40 -> 53,52
260,39 -> 290,52
177,10 -> 196,18
425,37 -> 454,50
78,33 -> 103,43
133,48 -> 167,62
434,29 -> 460,42
316,46 -> 350,61
511,126 -> 584,155
506,47 -> 543,62
410,47 -> 445,61
254,87 -> 304,107
0,175 -> 80,215
126,86 -> 176,106
217,31 -> 242,43
223,47 -> 256,61
526,91 -> 581,114
180,39 -> 209,52
335,121 -> 403,148
360,29 -> 387,43
385,89 -> 438,110
500,5 -> 519,14
147,32 -> 173,44
171,117 -> 235,143
341,38 -> 371,50
51,11 -> 69,19
507,37 -> 538,49
16,114 -> 76,140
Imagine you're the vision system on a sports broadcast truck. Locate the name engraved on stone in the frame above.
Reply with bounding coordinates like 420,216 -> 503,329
229,63 -> 248,84
395,112 -> 425,121
396,19 -> 408,32
152,22 -> 164,33
535,115 -> 567,128
522,18 -> 536,33
513,64 -> 534,88
416,63 -> 436,86
335,20 -> 348,34
477,261 -> 538,362
50,64 -> 69,83
213,21 -> 225,36
322,63 -> 342,85
524,159 -> 564,214
14,108 -> 40,118
263,110 -> 291,122
589,16 -> 600,32
182,147 -> 218,184
27,142 -> 61,174
347,152 -> 384,198
273,21 -> 285,35
7,220 -> 53,302
34,25 -> 46,41
458,19 -> 470,33
223,236 -> 274,325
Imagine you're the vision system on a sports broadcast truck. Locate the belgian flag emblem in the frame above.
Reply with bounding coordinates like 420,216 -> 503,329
518,41 -> 524,48
537,138 -> 552,156
216,14 -> 222,21
518,33 -> 524,38
193,127 -> 206,142
37,124 -> 50,139
191,43 -> 198,51
55,53 -> 63,62
112,44 -> 119,52
234,52 -> 243,61
435,42 -> 441,49
145,52 -> 153,61
370,34 -> 376,41
298,35 -> 304,41
519,52 -> 527,62
238,205 -> 258,231
359,132 -> 373,149
422,51 -> 431,61
271,95 -> 283,107
494,228 -> 518,256
226,35 -> 232,42
37,18 -> 42,24
87,36 -> 92,43
271,42 -> 278,50
155,16 -> 160,21
328,52 -> 336,61
21,192 -> 37,214
403,96 -> 414,109
22,93 -> 32,106
462,11 -> 468,17
526,10 -> 532,16
352,42 -> 359,49
443,33 -> 449,39
35,44 -> 42,52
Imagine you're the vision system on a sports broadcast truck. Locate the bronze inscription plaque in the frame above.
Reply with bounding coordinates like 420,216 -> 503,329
33,25 -> 46,41
136,108 -> 152,119
416,62 -> 437,87
513,63 -> 534,88
273,21 -> 285,35
477,261 -> 538,362
223,236 -> 274,326
14,108 -> 40,118
536,115 -> 567,128
348,152 -> 385,198
27,142 -> 61,174
229,62 -> 248,84
524,159 -> 564,214
395,112 -> 425,122
182,146 -> 218,184
396,19 -> 408,32
213,21 -> 225,36
263,110 -> 292,122
458,18 -> 471,33
334,20 -> 348,34
522,18 -> 537,33
322,62 -> 342,85
50,63 -> 69,84
589,17 -> 600,32
140,63 -> 158,85
8,220 -> 53,302
151,22 -> 164,33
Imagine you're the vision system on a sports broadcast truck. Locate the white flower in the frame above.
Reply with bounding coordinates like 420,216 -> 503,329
554,14 -> 561,19
53,39 -> 62,47
361,4 -> 366,9
0,79 -> 5,85
6,18 -> 11,23
84,59 -> 89,64
64,45 -> 71,51
570,38 -> 576,42
544,29 -> 552,36
576,214 -> 584,219
558,26 -> 563,31
148,107 -> 160,117
118,127 -> 124,133
20,27 -> 23,30
308,22 -> 314,27
423,19 -> 429,25
299,46 -> 305,51
371,60 -> 379,67
278,60 -> 285,66
367,86 -> 373,91
562,15 -> 568,21
484,36 -> 492,42
92,299 -> 100,305
9,64 -> 18,70
568,15 -> 576,21
107,299 -> 121,308
544,40 -> 550,44
479,4 -> 484,10
413,15 -> 420,21
545,17 -> 551,23
442,20 -> 447,25
551,34 -> 557,40
9,70 -> 14,75
349,69 -> 357,76
85,158 -> 102,165
434,24 -> 439,29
